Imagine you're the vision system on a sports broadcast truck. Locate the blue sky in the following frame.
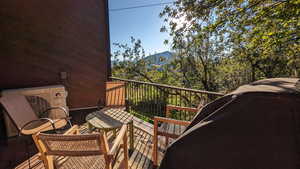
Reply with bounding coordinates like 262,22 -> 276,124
108,0 -> 172,56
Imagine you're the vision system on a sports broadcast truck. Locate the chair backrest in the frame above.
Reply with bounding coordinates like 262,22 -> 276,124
0,94 -> 38,130
37,133 -> 109,156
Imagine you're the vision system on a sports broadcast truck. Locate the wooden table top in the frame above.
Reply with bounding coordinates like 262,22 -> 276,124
86,111 -> 123,130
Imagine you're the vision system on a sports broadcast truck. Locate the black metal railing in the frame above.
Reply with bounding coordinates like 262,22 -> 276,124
110,77 -> 224,121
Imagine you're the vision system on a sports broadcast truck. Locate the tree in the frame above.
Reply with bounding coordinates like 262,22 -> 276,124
160,0 -> 300,89
112,37 -> 174,84
112,37 -> 149,80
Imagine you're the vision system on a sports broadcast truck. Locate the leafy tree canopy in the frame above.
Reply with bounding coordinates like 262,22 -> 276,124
113,0 -> 299,93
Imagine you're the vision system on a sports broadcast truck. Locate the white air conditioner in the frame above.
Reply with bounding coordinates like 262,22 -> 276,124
1,85 -> 68,137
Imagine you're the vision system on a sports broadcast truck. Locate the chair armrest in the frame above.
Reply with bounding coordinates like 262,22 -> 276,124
166,105 -> 199,112
41,106 -> 69,117
20,118 -> 55,136
108,124 -> 127,156
153,116 -> 191,126
41,107 -> 72,127
166,105 -> 199,118
63,125 -> 79,135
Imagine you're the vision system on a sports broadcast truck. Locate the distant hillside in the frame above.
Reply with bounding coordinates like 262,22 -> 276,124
144,51 -> 174,66
111,51 -> 174,68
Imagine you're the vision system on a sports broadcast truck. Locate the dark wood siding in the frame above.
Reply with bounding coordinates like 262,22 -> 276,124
0,0 -> 111,108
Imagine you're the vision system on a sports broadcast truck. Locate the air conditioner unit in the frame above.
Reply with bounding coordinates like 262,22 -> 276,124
1,85 -> 68,137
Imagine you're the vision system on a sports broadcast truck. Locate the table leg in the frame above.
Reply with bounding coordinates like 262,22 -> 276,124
87,123 -> 92,133
113,129 -> 117,138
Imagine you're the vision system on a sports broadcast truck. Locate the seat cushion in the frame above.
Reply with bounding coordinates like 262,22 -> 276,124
54,155 -> 106,169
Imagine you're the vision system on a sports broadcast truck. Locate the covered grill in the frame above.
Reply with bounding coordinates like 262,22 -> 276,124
160,78 -> 300,169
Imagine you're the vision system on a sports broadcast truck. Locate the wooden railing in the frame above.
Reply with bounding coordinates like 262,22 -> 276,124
110,77 -> 224,121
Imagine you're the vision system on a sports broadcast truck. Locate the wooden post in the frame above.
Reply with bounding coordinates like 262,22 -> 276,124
166,106 -> 171,118
125,98 -> 129,112
165,137 -> 169,148
129,120 -> 134,152
123,130 -> 129,169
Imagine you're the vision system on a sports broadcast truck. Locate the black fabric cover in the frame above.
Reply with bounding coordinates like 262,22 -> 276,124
159,78 -> 300,169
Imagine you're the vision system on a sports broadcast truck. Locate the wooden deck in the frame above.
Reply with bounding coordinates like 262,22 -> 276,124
14,108 -> 166,169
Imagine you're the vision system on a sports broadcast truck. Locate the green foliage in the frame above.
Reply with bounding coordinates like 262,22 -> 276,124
113,0 -> 299,94
168,109 -> 196,121
159,0 -> 299,91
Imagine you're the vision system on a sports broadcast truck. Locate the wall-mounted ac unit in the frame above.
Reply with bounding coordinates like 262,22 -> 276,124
1,85 -> 68,137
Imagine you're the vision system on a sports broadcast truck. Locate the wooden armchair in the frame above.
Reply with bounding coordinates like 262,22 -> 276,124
152,105 -> 201,166
33,124 -> 129,169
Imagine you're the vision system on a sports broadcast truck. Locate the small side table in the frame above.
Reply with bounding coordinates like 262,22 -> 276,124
85,110 -> 134,152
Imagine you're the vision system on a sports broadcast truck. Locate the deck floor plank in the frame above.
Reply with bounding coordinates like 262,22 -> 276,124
131,130 -> 149,169
138,133 -> 152,169
129,129 -> 145,168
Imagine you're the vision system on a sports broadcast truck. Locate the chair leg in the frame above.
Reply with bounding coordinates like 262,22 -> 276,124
152,134 -> 158,166
113,129 -> 117,138
105,160 -> 112,169
23,136 -> 32,169
18,132 -> 32,169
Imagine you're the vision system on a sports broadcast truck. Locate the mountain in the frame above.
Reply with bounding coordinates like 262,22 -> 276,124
143,51 -> 174,66
111,51 -> 174,68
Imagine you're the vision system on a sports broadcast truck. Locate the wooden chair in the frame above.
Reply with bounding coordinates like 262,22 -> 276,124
152,104 -> 201,166
33,125 -> 129,169
0,94 -> 71,136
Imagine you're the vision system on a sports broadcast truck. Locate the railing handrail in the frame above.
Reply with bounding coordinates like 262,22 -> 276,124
110,77 -> 224,96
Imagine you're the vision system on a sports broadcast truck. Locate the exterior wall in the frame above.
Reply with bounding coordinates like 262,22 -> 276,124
0,0 -> 111,108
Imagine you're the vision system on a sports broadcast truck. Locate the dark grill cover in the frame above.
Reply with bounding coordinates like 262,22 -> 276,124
159,78 -> 300,169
